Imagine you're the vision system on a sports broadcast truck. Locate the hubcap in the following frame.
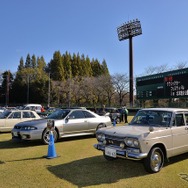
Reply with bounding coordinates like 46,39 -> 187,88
151,151 -> 162,171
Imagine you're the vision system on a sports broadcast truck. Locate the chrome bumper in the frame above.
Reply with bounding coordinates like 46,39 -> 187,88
94,143 -> 147,160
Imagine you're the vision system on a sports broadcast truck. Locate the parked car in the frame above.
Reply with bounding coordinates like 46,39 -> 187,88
21,104 -> 42,113
0,107 -> 6,115
104,107 -> 122,124
12,108 -> 112,144
94,108 -> 188,173
0,110 -> 41,132
96,107 -> 121,124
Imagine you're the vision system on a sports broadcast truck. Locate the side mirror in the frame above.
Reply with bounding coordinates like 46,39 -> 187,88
65,116 -> 70,123
47,119 -> 55,131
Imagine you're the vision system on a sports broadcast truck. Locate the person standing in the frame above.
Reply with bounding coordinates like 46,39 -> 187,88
123,106 -> 128,123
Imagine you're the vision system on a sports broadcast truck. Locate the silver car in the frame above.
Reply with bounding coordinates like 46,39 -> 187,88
0,110 -> 41,132
94,108 -> 188,173
12,108 -> 112,144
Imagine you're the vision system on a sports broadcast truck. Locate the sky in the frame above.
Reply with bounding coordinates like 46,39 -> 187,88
1,0 -> 188,77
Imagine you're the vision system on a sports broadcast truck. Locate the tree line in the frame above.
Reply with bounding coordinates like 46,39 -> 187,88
0,51 -> 129,108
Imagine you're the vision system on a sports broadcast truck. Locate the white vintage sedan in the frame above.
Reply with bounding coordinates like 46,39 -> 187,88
0,110 -> 41,132
94,108 -> 188,173
12,108 -> 112,144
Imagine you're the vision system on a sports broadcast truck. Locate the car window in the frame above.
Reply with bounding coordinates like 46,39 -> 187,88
130,110 -> 172,127
47,109 -> 70,119
69,111 -> 85,119
0,110 -> 11,118
23,111 -> 35,118
174,114 -> 185,126
9,112 -> 21,119
83,111 -> 95,118
185,113 -> 188,125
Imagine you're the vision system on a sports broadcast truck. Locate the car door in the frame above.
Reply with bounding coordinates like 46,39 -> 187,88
4,111 -> 22,131
63,110 -> 88,134
171,112 -> 188,156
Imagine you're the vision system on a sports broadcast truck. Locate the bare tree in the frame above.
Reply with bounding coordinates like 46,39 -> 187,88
156,64 -> 168,73
97,75 -> 115,107
144,66 -> 156,75
144,64 -> 168,75
112,73 -> 129,106
175,61 -> 187,69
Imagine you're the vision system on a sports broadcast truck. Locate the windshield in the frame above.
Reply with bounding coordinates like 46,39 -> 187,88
47,109 -> 70,119
129,110 -> 172,127
0,110 -> 11,119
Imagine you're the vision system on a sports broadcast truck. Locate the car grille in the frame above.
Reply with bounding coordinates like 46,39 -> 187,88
105,135 -> 125,147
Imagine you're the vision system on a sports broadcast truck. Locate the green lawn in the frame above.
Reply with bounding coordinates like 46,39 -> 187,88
1,124 -> 188,188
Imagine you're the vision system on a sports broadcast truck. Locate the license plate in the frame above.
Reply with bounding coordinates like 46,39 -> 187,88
105,147 -> 116,158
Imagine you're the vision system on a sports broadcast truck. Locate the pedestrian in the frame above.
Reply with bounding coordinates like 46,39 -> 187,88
125,107 -> 128,123
41,106 -> 45,112
123,106 -> 128,123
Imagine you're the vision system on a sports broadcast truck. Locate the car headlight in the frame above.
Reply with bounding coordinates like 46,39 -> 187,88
96,133 -> 105,142
21,126 -> 37,130
124,138 -> 139,148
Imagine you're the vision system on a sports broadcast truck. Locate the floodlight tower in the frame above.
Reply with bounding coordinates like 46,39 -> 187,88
117,19 -> 142,107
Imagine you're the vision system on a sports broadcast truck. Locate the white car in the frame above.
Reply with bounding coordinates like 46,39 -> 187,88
21,104 -> 42,113
94,108 -> 188,173
0,110 -> 41,132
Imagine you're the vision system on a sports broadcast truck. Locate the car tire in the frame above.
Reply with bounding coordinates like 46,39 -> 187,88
103,152 -> 117,161
116,117 -> 121,124
96,123 -> 106,131
144,147 -> 164,173
42,128 -> 58,145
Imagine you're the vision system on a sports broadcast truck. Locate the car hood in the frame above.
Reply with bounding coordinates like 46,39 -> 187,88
100,125 -> 165,138
15,119 -> 48,126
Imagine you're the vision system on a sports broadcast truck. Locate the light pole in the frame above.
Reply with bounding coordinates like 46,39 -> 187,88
117,19 -> 142,107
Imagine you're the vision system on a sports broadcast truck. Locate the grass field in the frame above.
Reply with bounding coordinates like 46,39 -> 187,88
1,120 -> 188,188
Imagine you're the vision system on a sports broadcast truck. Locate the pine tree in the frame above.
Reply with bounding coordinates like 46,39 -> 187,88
18,57 -> 24,71
48,51 -> 65,81
31,55 -> 37,68
25,54 -> 31,68
62,51 -> 72,79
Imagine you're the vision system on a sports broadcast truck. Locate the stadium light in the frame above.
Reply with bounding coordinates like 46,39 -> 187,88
117,19 -> 142,107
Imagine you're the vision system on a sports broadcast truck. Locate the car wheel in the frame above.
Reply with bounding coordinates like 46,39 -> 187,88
42,129 -> 58,145
144,147 -> 164,173
96,123 -> 106,131
116,117 -> 121,124
103,152 -> 117,161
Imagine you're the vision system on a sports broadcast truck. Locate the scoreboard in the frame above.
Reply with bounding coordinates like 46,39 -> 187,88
136,68 -> 188,100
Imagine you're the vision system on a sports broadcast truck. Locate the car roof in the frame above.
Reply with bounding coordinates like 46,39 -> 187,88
5,109 -> 37,112
140,108 -> 188,112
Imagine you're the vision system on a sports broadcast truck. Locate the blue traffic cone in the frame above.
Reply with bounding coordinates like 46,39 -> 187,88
46,131 -> 57,159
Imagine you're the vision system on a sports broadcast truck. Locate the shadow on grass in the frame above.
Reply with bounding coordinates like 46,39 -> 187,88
165,152 -> 188,166
1,156 -> 46,164
47,156 -> 147,187
0,134 -> 95,149
0,139 -> 43,149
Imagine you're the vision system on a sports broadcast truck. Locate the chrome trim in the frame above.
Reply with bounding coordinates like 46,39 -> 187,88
94,144 -> 147,160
